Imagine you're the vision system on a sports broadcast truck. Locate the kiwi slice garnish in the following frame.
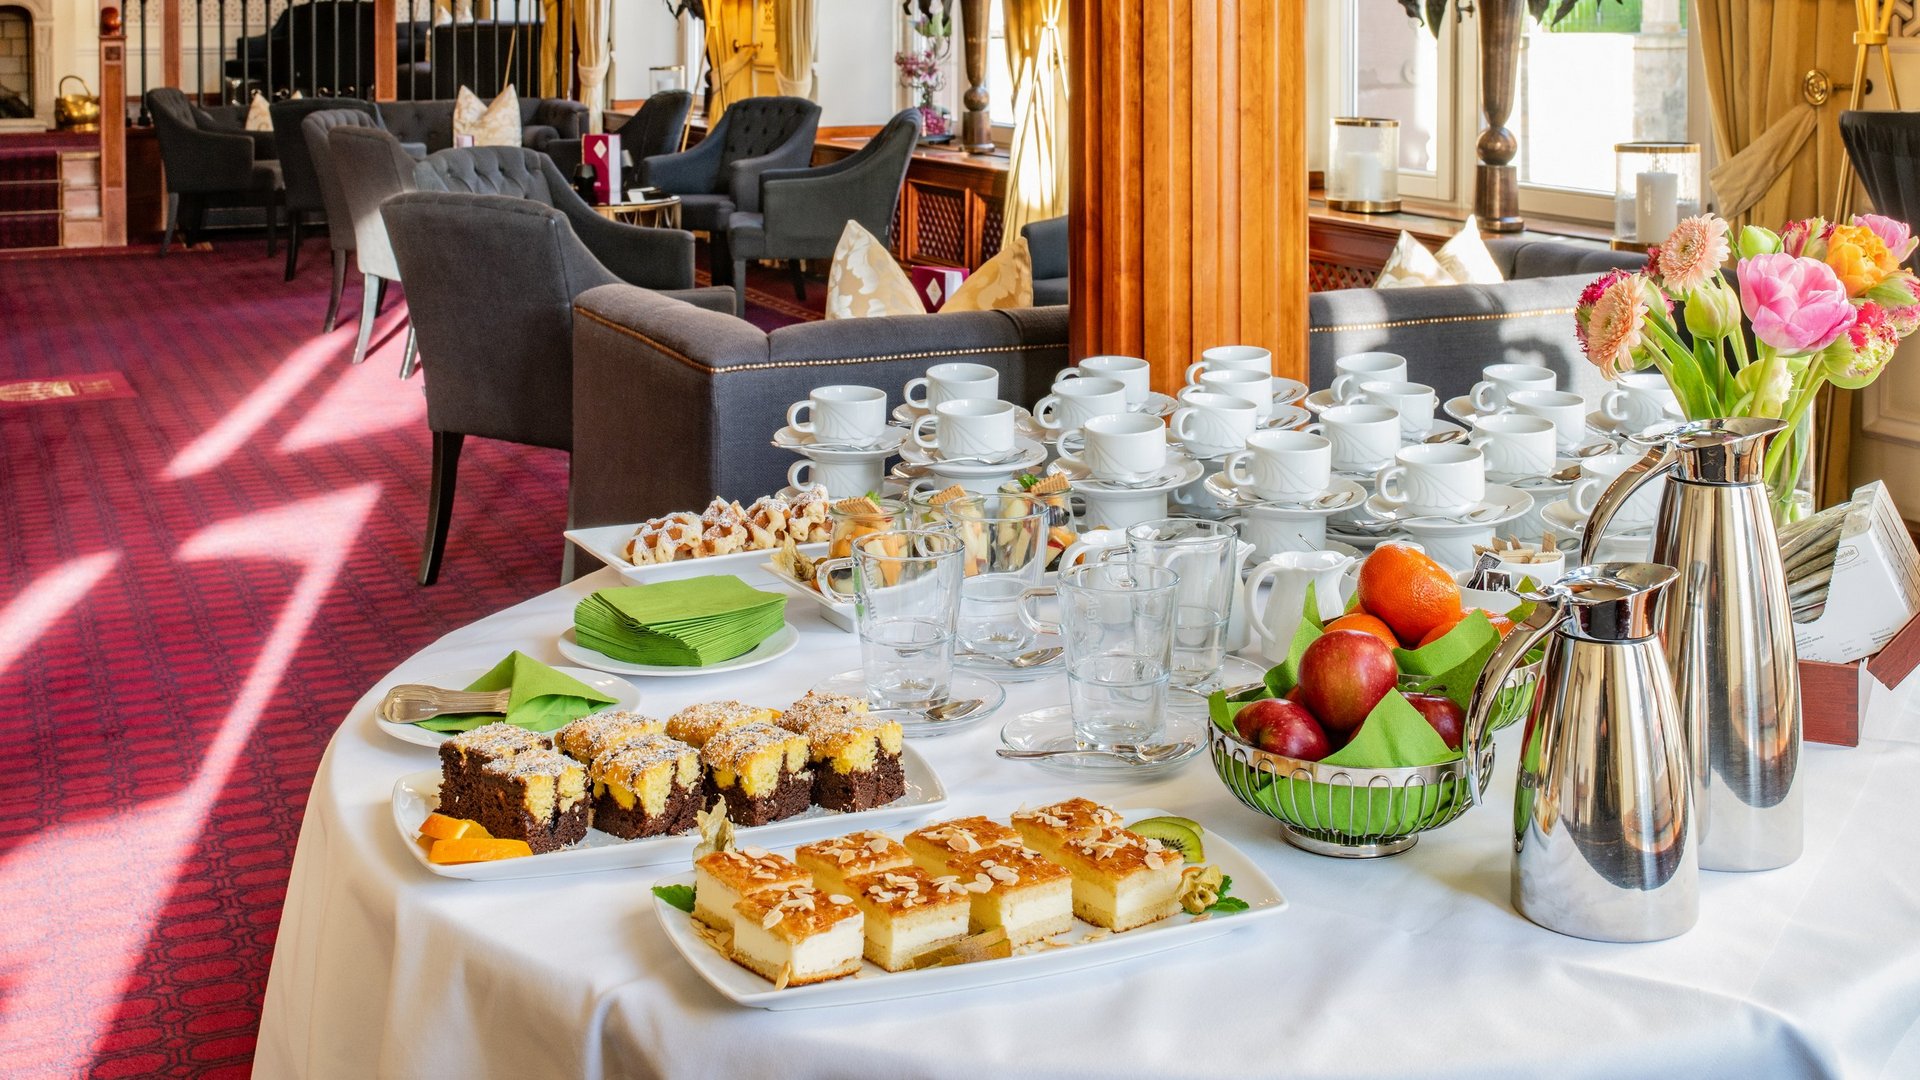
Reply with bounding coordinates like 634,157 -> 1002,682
1127,816 -> 1205,863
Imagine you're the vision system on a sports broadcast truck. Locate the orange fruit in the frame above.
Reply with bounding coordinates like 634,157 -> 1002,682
1417,613 -> 1467,648
1324,612 -> 1400,650
1357,543 -> 1462,645
1487,613 -> 1516,638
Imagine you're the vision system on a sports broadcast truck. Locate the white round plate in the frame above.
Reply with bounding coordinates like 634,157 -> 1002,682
1049,450 -> 1204,494
1133,391 -> 1179,418
558,624 -> 800,679
1302,388 -> 1339,416
1271,377 -> 1309,406
1540,496 -> 1653,538
1486,456 -> 1583,488
1354,483 -> 1533,534
811,668 -> 1007,738
1444,395 -> 1488,426
891,401 -> 931,425
1257,403 -> 1313,431
893,402 -> 1048,441
998,703 -> 1206,779
1404,418 -> 1469,445
374,665 -> 640,749
772,425 -> 908,457
1202,474 -> 1367,515
899,434 -> 1048,475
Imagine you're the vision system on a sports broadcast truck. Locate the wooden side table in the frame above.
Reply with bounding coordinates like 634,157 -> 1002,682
592,196 -> 683,229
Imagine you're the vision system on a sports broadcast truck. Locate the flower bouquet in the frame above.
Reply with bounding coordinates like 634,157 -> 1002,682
1575,213 -> 1920,523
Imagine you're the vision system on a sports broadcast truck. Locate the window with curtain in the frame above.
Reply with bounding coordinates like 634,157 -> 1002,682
986,1 -> 1014,127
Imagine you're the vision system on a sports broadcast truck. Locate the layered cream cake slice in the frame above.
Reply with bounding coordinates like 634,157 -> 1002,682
555,711 -> 663,767
903,816 -> 1024,876
729,883 -> 864,987
942,844 -> 1073,946
792,831 -> 913,896
1051,824 -> 1184,932
587,733 -> 703,840
842,866 -> 972,972
699,722 -> 812,827
666,700 -> 780,749
1011,797 -> 1124,863
691,847 -> 812,931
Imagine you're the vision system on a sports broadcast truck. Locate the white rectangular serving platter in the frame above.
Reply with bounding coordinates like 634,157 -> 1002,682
391,744 -> 947,881
651,806 -> 1287,1009
760,560 -> 857,632
563,523 -> 827,586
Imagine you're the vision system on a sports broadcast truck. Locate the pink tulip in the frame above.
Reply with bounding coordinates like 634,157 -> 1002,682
1737,254 -> 1857,354
1855,213 -> 1919,264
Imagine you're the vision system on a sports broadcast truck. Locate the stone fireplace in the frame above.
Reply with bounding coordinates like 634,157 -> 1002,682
0,0 -> 51,131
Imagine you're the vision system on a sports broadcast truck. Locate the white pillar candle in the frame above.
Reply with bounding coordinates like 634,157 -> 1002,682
1341,151 -> 1386,203
1635,170 -> 1679,245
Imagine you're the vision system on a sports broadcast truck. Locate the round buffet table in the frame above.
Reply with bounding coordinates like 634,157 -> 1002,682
254,566 -> 1920,1079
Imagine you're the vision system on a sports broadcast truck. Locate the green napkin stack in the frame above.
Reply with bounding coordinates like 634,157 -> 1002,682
421,650 -> 618,733
574,575 -> 787,667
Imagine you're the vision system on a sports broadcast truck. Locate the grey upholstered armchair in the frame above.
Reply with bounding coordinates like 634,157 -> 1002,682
270,96 -> 377,282
726,108 -> 921,314
1023,216 -> 1069,306
640,95 -> 822,283
411,146 -> 700,291
545,89 -> 694,180
146,87 -> 285,257
301,108 -> 381,333
330,125 -> 419,368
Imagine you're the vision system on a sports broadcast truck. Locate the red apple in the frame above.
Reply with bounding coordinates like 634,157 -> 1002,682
1295,630 -> 1399,737
1233,698 -> 1332,761
1404,692 -> 1466,751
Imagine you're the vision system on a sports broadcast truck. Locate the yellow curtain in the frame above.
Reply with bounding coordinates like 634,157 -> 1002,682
573,0 -> 612,130
1696,0 -> 1856,229
773,0 -> 816,99
1001,0 -> 1068,244
704,0 -> 758,120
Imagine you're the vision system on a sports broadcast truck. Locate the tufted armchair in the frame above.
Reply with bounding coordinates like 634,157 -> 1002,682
1023,216 -> 1069,306
546,90 -> 694,181
726,108 -> 921,314
411,146 -> 711,295
330,125 -> 420,368
640,95 -> 822,284
302,108 -> 381,333
271,96 -> 378,283
146,87 -> 284,258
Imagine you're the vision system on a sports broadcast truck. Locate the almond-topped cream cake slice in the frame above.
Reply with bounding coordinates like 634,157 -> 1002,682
1011,797 -> 1124,863
942,845 -> 1073,946
842,866 -> 971,972
728,883 -> 864,987
902,816 -> 1024,876
792,831 -> 913,896
1051,824 -> 1184,932
691,847 -> 811,931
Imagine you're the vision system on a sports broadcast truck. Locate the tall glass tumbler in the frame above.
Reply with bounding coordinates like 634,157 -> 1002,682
832,530 -> 965,710
1019,562 -> 1180,749
1114,518 -> 1241,690
935,492 -> 1053,660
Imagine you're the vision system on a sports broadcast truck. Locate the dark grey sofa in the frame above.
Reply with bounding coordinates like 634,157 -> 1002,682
375,97 -> 587,157
570,287 -> 1070,530
1023,216 -> 1069,307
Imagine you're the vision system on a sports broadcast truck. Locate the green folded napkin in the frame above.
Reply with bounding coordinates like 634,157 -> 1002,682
420,650 -> 618,733
573,575 -> 787,667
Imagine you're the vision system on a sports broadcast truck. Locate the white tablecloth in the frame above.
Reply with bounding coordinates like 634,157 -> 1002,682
255,567 -> 1920,1080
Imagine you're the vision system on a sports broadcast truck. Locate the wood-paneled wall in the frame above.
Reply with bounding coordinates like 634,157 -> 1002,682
1066,0 -> 1309,393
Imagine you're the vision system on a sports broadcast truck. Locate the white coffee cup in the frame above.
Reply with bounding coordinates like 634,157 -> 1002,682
1568,450 -> 1664,528
1223,430 -> 1332,503
904,362 -> 999,410
1072,412 -> 1168,482
1185,344 -> 1271,386
785,384 -> 888,446
788,456 -> 886,498
1356,379 -> 1438,438
1374,443 -> 1486,518
1059,355 -> 1151,406
1330,352 -> 1408,403
1467,412 -> 1558,479
1601,372 -> 1681,433
1033,376 -> 1129,433
1169,390 -> 1260,456
1303,403 -> 1401,472
1191,368 -> 1275,419
912,398 -> 1017,458
1508,389 -> 1589,452
1470,364 -> 1557,414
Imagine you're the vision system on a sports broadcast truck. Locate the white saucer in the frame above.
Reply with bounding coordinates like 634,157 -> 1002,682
374,665 -> 640,749
811,668 -> 1007,738
772,425 -> 908,457
1302,388 -> 1339,416
1540,497 -> 1653,537
1404,418 -> 1469,445
1257,403 -> 1313,431
900,434 -> 1049,475
998,704 -> 1206,779
1444,395 -> 1489,426
1133,391 -> 1179,418
1586,410 -> 1683,441
1271,377 -> 1309,406
892,402 -> 1050,442
1203,474 -> 1368,514
1352,483 -> 1533,533
891,401 -> 932,424
557,624 -> 800,678
1485,457 -> 1583,487
1049,449 -> 1205,494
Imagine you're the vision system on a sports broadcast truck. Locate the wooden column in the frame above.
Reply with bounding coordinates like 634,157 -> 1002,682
374,0 -> 398,100
100,32 -> 128,247
1067,0 -> 1308,392
162,0 -> 181,91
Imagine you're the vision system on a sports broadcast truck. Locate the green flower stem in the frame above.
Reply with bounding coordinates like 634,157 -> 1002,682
1763,373 -> 1825,486
1643,317 -> 1717,416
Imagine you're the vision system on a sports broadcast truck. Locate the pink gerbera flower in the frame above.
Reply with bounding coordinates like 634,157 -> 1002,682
1653,215 -> 1730,293
1577,270 -> 1650,379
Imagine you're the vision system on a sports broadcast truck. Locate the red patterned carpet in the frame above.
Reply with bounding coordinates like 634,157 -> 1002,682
0,241 -> 820,1077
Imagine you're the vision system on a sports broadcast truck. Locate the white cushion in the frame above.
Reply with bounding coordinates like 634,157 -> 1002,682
453,84 -> 521,148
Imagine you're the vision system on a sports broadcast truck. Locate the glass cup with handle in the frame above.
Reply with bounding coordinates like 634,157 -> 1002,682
934,492 -> 1053,661
1061,518 -> 1241,691
904,362 -> 999,411
1018,561 -> 1181,749
818,529 -> 966,710
1469,363 -> 1557,414
1329,352 -> 1408,403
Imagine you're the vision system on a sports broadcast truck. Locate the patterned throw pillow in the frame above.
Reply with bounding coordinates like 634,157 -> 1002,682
1373,230 -> 1450,289
1373,216 -> 1506,289
824,220 -> 924,320
453,84 -> 521,148
942,236 -> 1034,312
244,92 -> 272,131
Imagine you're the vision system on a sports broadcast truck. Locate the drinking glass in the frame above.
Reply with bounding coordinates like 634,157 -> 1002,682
1116,518 -> 1241,690
833,530 -> 964,710
935,493 -> 1053,660
1019,562 -> 1180,749
828,496 -> 907,558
